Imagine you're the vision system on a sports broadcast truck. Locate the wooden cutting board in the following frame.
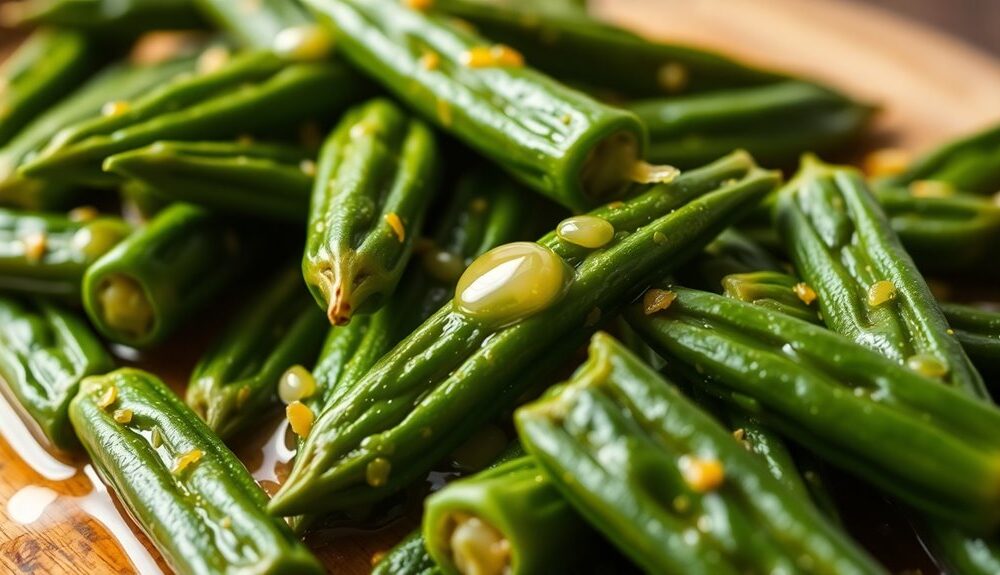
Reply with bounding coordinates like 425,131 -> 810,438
2,1 -> 999,574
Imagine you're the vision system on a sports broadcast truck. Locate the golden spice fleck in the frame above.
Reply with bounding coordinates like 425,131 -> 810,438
172,449 -> 204,475
419,50 -> 441,71
113,409 -> 133,424
385,213 -> 406,242
287,401 -> 315,438
101,100 -> 131,118
643,289 -> 677,315
793,282 -> 817,305
867,280 -> 897,307
679,455 -> 725,492
22,232 -> 47,262
403,0 -> 433,10
863,148 -> 911,178
97,386 -> 118,410
462,44 -> 524,68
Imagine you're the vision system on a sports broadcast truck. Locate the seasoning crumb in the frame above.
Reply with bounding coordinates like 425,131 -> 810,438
97,386 -> 118,410
22,232 -> 47,262
101,101 -> 131,118
863,148 -> 911,177
679,455 -> 725,492
643,289 -> 677,315
462,44 -> 524,68
287,401 -> 315,438
385,213 -> 406,242
113,409 -> 133,424
793,282 -> 817,305
732,428 -> 746,441
419,50 -> 441,71
172,449 -> 204,475
867,280 -> 897,307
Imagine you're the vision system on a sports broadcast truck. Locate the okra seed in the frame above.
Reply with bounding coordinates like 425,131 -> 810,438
447,514 -> 510,575
556,215 -> 615,249
97,274 -> 155,340
454,242 -> 570,327
278,366 -> 317,404
365,457 -> 392,487
866,280 -> 897,307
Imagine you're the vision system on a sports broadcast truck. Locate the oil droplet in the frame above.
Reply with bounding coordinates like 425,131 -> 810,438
454,242 -> 570,326
366,457 -> 392,487
6,485 -> 58,524
906,354 -> 949,379
556,216 -> 615,249
278,366 -> 317,405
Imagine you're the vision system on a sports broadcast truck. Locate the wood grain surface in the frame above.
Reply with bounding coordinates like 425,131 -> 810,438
1,1 -> 999,574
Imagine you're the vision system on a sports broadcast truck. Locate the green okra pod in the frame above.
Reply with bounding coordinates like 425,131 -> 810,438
1,0 -> 203,32
22,50 -> 368,187
82,203 -> 259,348
268,151 -> 779,517
304,98 -> 440,325
0,208 -> 131,298
632,81 -> 873,168
304,0 -> 651,211
69,368 -> 323,575
941,303 -> 1000,380
875,186 -> 1000,276
0,29 -> 99,148
106,140 -> 314,222
0,54 -> 198,209
774,156 -> 987,398
423,456 -> 591,575
874,122 -> 1000,196
516,333 -> 883,575
627,287 -> 1000,532
432,0 -> 784,98
186,265 -> 327,440
721,270 -> 821,324
193,0 -> 314,49
374,530 -> 441,575
0,297 -> 112,450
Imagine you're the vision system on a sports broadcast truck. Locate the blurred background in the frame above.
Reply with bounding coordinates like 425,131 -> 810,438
858,0 -> 998,54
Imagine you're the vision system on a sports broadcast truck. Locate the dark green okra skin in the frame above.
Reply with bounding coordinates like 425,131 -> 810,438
0,297 -> 112,450
186,265 -> 327,440
676,228 -> 785,292
875,186 -> 1000,276
304,98 -> 440,325
69,368 -> 323,575
632,81 -> 873,168
432,0 -> 785,98
941,303 -> 1000,380
516,333 -> 883,575
627,287 -> 1000,532
0,208 -> 132,299
0,55 -> 197,210
774,156 -> 987,398
268,151 -> 779,517
0,29 -> 100,148
423,456 -> 590,575
721,270 -> 822,324
82,203 -> 258,348
303,0 -> 648,211
193,0 -> 312,49
21,50 -> 369,187
106,141 -> 314,222
1,0 -> 203,32
374,530 -> 442,575
874,122 -> 1000,196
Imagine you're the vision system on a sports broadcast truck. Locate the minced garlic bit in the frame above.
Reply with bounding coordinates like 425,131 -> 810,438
299,159 -> 317,177
630,161 -> 680,184
732,428 -> 746,441
867,280 -> 897,307
403,0 -> 433,11
909,180 -> 956,198
461,44 -> 524,68
287,401 -> 315,438
172,449 -> 204,475
419,50 -> 441,71
113,409 -> 133,424
68,206 -> 100,223
22,232 -> 47,263
679,455 -> 725,493
793,282 -> 817,305
385,213 -> 406,242
196,46 -> 231,75
863,148 -> 911,178
101,101 -> 131,118
643,289 -> 677,315
278,366 -> 318,404
906,354 -> 949,379
97,386 -> 118,410
657,62 -> 689,93
365,457 -> 392,487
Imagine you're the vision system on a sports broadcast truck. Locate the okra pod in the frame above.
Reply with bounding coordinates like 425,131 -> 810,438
774,156 -> 987,398
1,0 -> 203,32
0,297 -> 112,450
0,55 -> 198,209
22,50 -> 369,187
721,270 -> 822,324
69,368 -> 323,575
875,186 -> 1000,276
192,0 -> 314,50
676,228 -> 784,292
424,456 -> 591,575
874,122 -> 1000,196
186,266 -> 327,440
304,0 -> 650,211
106,140 -> 314,222
0,208 -> 131,298
304,99 -> 439,324
627,287 -> 1000,532
941,303 -> 1000,380
432,0 -> 784,97
82,203 -> 259,348
0,29 -> 99,147
268,151 -> 779,517
632,81 -> 873,168
374,530 -> 441,575
516,333 -> 883,575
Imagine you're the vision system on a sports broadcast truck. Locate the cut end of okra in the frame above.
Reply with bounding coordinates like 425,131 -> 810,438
96,273 -> 156,341
441,513 -> 511,575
